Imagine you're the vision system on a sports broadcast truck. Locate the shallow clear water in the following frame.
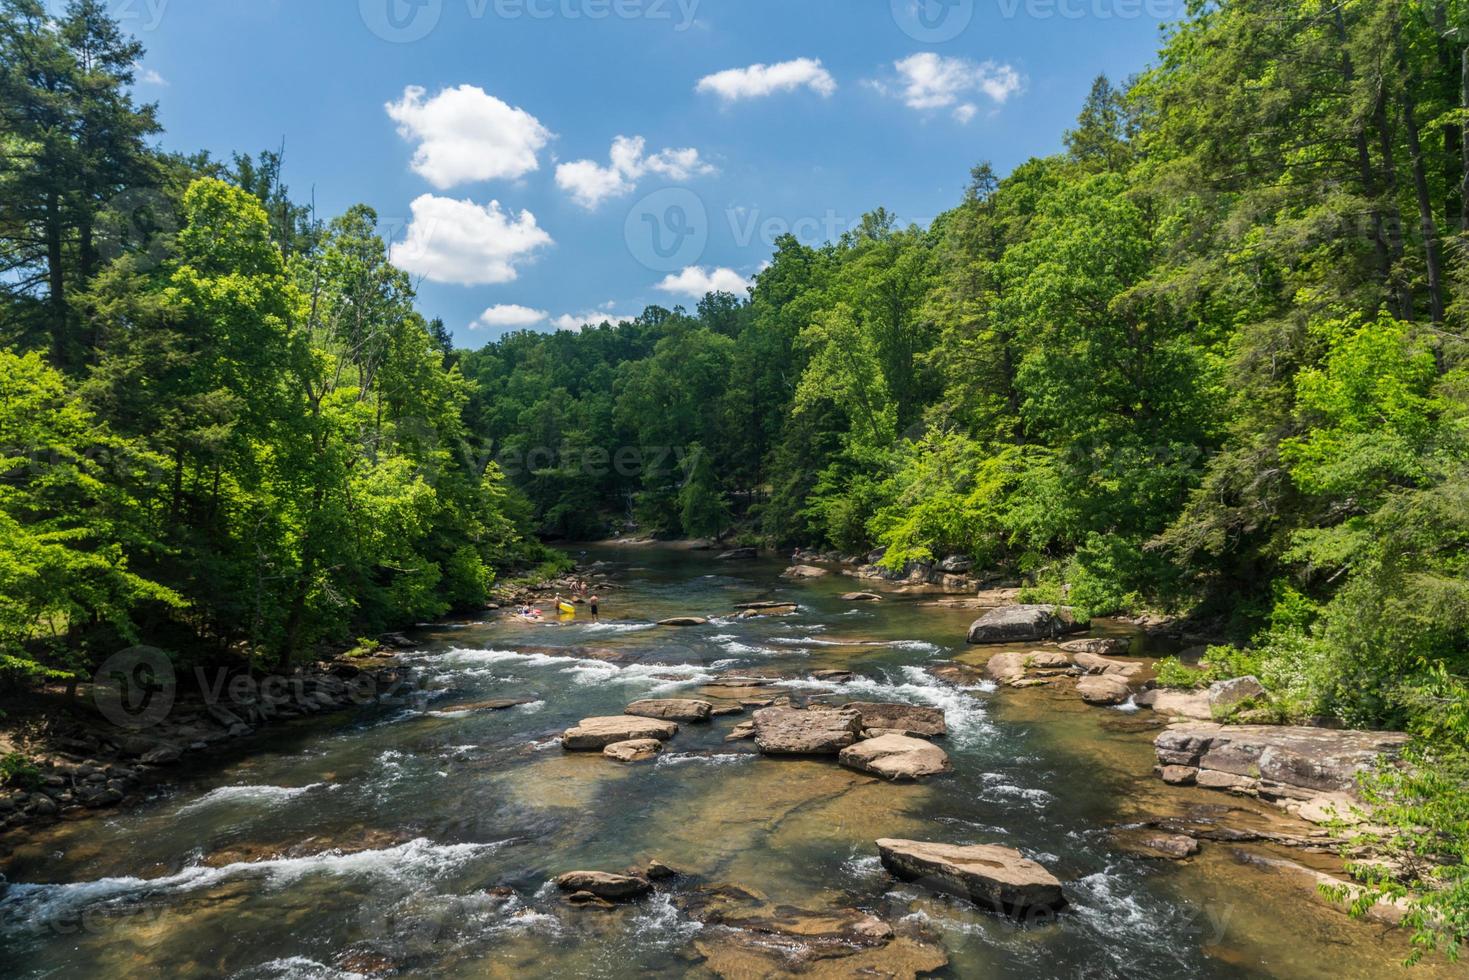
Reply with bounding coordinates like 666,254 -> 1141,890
0,546 -> 1443,978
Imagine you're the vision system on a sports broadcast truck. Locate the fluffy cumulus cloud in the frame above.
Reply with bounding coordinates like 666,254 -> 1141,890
551,307 -> 634,331
878,54 -> 1023,123
655,266 -> 751,298
696,58 -> 837,102
556,135 -> 716,210
386,85 -> 552,189
472,304 -> 549,329
390,194 -> 552,286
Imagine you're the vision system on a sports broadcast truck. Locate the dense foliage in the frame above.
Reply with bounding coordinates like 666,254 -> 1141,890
1,0 -> 539,682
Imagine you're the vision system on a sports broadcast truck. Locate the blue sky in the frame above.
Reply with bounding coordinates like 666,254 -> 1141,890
121,0 -> 1181,345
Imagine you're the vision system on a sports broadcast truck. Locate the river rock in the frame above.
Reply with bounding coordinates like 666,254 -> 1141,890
725,721 -> 756,741
625,699 -> 713,722
562,716 -> 679,750
1208,676 -> 1268,713
1114,830 -> 1200,860
938,556 -> 974,574
1154,722 -> 1411,802
782,565 -> 829,579
603,739 -> 663,763
983,651 -> 1071,687
1058,637 -> 1133,656
554,871 -> 651,901
812,670 -> 855,683
841,592 -> 883,602
875,839 -> 1066,914
1135,688 -> 1212,720
658,617 -> 708,627
1072,652 -> 1145,678
1077,674 -> 1133,706
842,702 -> 947,738
752,707 -> 862,755
966,605 -> 1087,644
840,735 -> 951,780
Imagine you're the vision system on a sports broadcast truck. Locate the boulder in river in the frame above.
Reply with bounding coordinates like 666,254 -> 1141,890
966,605 -> 1087,644
982,651 -> 1072,687
625,699 -> 713,722
782,564 -> 830,579
562,716 -> 679,750
554,871 -> 652,901
1058,637 -> 1133,656
658,617 -> 708,627
1072,652 -> 1145,678
840,735 -> 951,780
841,592 -> 883,602
752,707 -> 862,755
1208,676 -> 1268,714
875,839 -> 1067,915
843,702 -> 947,738
1154,722 -> 1411,801
1076,674 -> 1134,706
603,739 -> 663,763
1135,688 -> 1212,720
811,669 -> 855,683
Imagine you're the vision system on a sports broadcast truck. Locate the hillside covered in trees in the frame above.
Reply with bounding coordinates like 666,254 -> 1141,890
2,0 -> 1467,960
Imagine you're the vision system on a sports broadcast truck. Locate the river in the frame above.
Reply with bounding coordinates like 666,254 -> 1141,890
0,545 -> 1444,978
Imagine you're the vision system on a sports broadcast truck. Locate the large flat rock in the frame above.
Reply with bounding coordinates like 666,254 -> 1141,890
1154,722 -> 1410,800
876,839 -> 1066,914
842,702 -> 947,738
753,707 -> 862,755
840,735 -> 951,780
625,698 -> 713,722
967,605 -> 1087,644
562,716 -> 679,750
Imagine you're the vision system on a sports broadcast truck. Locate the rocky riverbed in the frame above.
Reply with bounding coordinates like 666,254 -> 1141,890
0,545 -> 1446,978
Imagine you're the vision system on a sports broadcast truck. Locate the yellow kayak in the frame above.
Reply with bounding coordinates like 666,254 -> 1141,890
558,602 -> 577,615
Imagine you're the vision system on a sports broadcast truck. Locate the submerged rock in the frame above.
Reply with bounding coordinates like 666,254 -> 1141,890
625,698 -> 713,722
875,839 -> 1067,914
752,707 -> 862,755
966,605 -> 1088,644
782,564 -> 830,579
603,739 -> 663,762
841,592 -> 883,602
562,716 -> 679,750
842,702 -> 947,738
554,870 -> 651,901
840,735 -> 951,781
658,617 -> 709,627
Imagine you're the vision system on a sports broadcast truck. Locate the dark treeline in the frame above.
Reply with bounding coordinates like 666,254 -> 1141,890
1,1 -> 1466,957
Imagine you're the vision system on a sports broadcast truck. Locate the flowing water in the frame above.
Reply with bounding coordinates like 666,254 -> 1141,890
0,546 -> 1445,978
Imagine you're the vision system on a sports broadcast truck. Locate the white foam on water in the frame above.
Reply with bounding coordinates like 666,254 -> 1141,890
716,639 -> 782,657
770,637 -> 938,653
516,700 -> 546,713
778,665 -> 995,747
0,838 -> 507,930
232,956 -> 366,980
578,621 -> 656,635
431,648 -> 716,694
630,892 -> 703,947
1112,696 -> 1140,714
177,783 -> 331,815
654,752 -> 757,769
840,853 -> 885,884
977,774 -> 1053,808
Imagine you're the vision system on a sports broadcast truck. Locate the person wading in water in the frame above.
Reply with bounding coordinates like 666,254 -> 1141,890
589,594 -> 600,619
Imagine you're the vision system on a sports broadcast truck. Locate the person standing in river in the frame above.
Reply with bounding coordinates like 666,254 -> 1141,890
589,594 -> 600,619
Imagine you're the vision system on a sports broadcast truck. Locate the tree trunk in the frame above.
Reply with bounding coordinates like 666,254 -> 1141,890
45,191 -> 66,365
1336,8 -> 1397,314
1394,17 -> 1447,327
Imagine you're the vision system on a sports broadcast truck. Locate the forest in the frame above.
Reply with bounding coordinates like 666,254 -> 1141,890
1,0 -> 1466,960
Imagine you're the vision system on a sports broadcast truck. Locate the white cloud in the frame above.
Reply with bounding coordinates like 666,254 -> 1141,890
386,85 -> 552,189
472,304 -> 548,329
555,135 -> 716,210
139,68 -> 168,86
696,58 -> 837,102
390,194 -> 553,286
877,54 -> 1023,120
551,307 -> 634,331
655,266 -> 751,298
